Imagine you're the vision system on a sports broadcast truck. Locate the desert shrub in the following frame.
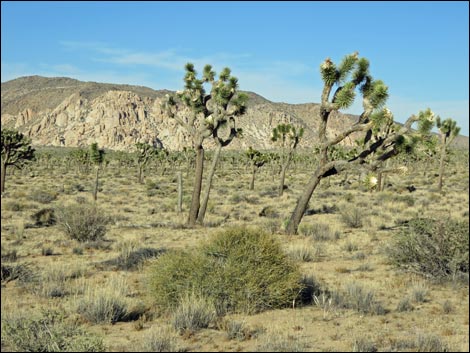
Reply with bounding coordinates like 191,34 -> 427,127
171,292 -> 217,333
56,203 -> 109,242
222,319 -> 249,341
1,263 -> 35,284
1,309 -> 105,352
331,283 -> 386,315
28,189 -> 58,204
396,297 -> 414,312
148,226 -> 303,315
345,283 -> 386,315
340,207 -> 364,228
76,276 -> 130,324
299,223 -> 338,241
387,218 -> 469,278
287,243 -> 315,262
31,208 -> 56,227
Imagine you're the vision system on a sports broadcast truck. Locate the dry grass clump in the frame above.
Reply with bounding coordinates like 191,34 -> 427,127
1,309 -> 105,352
76,275 -> 135,324
148,226 -> 304,315
56,202 -> 109,242
141,325 -> 183,352
171,292 -> 217,333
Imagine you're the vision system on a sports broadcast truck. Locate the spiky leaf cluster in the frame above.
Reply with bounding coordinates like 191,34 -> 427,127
89,143 -> 104,165
1,128 -> 35,168
436,117 -> 460,144
246,147 -> 268,168
271,123 -> 304,149
164,63 -> 247,138
135,142 -> 162,166
320,52 -> 388,112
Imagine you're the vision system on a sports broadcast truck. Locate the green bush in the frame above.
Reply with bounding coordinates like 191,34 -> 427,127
148,226 -> 303,315
1,310 -> 105,352
56,203 -> 109,242
387,218 -> 469,278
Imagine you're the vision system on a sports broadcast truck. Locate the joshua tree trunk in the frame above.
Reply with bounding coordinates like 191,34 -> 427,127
376,171 -> 383,192
1,161 -> 6,194
197,144 -> 222,224
278,162 -> 289,196
93,166 -> 99,202
188,144 -> 204,226
438,138 -> 446,191
286,167 -> 324,235
138,164 -> 144,183
250,165 -> 256,190
177,171 -> 183,213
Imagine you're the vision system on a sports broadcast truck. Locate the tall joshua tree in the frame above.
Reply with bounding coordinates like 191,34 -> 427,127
162,63 -> 247,226
1,128 -> 35,193
286,52 -> 434,235
271,123 -> 304,196
90,143 -> 105,202
436,117 -> 460,191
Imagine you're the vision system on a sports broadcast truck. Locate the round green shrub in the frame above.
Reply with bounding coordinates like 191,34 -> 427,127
148,226 -> 303,315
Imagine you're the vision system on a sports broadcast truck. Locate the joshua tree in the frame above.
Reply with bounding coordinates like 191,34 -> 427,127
135,142 -> 163,183
71,148 -> 90,174
246,147 -> 268,190
271,123 -> 304,196
90,143 -> 105,202
436,117 -> 460,191
1,128 -> 35,193
162,63 -> 247,226
285,52 -> 434,235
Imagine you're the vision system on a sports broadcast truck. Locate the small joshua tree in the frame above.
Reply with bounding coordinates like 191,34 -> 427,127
285,52 -> 434,235
162,63 -> 247,226
89,143 -> 105,202
135,142 -> 163,183
271,123 -> 304,196
436,117 -> 460,191
70,148 -> 90,174
1,128 -> 35,193
246,147 -> 268,190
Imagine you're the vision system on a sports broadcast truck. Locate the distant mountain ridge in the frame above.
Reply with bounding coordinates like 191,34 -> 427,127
1,75 -> 468,151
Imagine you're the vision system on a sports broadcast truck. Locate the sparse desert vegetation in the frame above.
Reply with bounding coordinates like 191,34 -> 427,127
1,141 -> 468,352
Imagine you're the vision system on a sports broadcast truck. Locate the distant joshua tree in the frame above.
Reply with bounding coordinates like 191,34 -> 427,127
89,143 -> 105,201
271,123 -> 304,196
135,142 -> 164,183
162,63 -> 246,226
246,147 -> 268,190
436,117 -> 460,191
1,128 -> 35,193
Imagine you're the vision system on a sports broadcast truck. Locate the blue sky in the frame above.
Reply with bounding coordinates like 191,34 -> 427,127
2,1 -> 469,135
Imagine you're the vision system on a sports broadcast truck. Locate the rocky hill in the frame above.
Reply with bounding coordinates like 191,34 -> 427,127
1,76 -> 468,151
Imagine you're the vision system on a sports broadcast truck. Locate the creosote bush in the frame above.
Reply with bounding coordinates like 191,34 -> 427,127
56,203 -> 109,242
387,218 -> 469,278
148,226 -> 303,315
